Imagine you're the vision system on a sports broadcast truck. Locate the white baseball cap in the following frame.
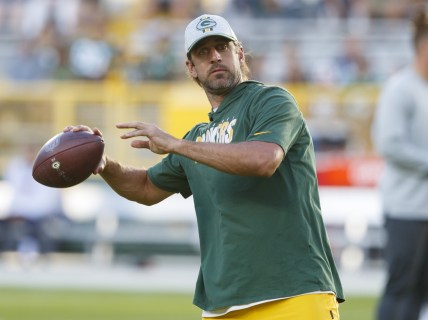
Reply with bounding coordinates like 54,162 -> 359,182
185,14 -> 238,54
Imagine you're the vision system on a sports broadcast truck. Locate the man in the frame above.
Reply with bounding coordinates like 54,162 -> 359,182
372,9 -> 428,320
66,14 -> 344,319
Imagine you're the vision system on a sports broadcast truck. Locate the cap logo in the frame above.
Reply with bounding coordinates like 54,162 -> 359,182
196,17 -> 217,33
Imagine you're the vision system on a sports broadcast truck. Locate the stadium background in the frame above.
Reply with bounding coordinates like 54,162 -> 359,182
0,0 -> 426,319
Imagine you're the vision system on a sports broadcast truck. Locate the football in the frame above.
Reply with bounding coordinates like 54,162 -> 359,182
32,130 -> 105,188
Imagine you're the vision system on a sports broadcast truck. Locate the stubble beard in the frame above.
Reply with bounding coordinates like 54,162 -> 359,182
201,67 -> 242,96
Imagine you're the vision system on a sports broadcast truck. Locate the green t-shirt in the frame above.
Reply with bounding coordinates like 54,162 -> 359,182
148,81 -> 344,311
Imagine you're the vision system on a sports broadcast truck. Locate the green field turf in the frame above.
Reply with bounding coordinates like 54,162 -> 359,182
0,287 -> 378,320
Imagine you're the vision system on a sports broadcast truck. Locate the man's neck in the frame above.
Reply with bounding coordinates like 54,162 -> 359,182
205,80 -> 244,109
206,92 -> 225,109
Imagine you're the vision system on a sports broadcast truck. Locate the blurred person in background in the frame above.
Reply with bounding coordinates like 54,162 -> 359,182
19,0 -> 80,40
371,8 -> 428,320
332,35 -> 373,85
6,19 -> 64,82
66,13 -> 344,319
259,41 -> 307,85
125,34 -> 179,82
0,0 -> 23,34
125,0 -> 199,82
68,0 -> 118,80
2,143 -> 64,268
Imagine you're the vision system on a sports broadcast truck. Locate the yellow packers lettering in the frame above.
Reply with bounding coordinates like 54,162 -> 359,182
196,119 -> 236,143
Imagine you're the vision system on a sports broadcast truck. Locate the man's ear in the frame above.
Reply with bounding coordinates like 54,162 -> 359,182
186,59 -> 197,78
238,47 -> 245,62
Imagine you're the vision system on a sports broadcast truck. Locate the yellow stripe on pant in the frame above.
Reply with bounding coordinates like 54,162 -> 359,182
202,293 -> 340,320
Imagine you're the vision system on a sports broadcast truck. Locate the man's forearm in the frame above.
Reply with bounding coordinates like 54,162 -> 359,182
100,157 -> 172,205
173,140 -> 284,177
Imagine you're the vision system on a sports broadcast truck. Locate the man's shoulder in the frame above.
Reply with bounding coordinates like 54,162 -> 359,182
243,80 -> 284,91
381,66 -> 416,99
242,81 -> 292,99
386,66 -> 415,88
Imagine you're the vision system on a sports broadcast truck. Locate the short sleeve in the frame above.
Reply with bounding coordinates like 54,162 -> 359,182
147,154 -> 192,198
247,87 -> 304,155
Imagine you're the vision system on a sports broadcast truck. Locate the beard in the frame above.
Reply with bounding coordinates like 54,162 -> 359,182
200,64 -> 242,96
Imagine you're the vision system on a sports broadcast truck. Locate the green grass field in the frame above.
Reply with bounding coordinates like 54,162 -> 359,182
0,287 -> 378,320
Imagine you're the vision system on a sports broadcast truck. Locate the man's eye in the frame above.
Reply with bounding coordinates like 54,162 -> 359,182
217,43 -> 228,51
197,48 -> 209,56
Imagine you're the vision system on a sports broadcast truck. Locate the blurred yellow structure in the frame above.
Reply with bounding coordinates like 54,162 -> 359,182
0,81 -> 380,176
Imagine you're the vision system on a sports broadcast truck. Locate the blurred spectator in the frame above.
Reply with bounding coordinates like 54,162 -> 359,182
371,9 -> 428,320
19,0 -> 80,40
168,0 -> 200,19
347,0 -> 371,19
1,143 -> 64,267
51,41 -> 74,80
316,0 -> 350,19
0,0 -> 23,34
280,0 -> 319,18
125,0 -> 199,82
221,0 -> 263,18
258,0 -> 286,18
312,35 -> 374,85
5,20 -> 64,81
282,42 -> 308,83
68,0 -> 118,80
259,41 -> 307,84
332,35 -> 373,84
68,37 -> 116,80
6,40 -> 57,81
129,0 -> 175,60
125,35 -> 178,82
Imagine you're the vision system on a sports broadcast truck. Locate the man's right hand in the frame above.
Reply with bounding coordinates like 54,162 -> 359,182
63,125 -> 107,174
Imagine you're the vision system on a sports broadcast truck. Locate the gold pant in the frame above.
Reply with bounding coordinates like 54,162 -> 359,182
203,293 -> 340,320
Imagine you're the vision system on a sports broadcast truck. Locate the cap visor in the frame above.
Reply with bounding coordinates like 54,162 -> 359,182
187,34 -> 237,54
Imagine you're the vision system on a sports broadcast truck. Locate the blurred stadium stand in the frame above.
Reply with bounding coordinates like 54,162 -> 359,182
0,0 -> 420,270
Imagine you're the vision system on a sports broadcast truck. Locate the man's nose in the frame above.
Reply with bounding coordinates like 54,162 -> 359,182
209,48 -> 222,62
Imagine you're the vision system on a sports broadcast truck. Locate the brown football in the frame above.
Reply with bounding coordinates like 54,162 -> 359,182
32,131 -> 104,188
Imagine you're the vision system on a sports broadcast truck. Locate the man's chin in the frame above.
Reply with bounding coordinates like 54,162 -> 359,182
201,74 -> 240,95
205,83 -> 232,95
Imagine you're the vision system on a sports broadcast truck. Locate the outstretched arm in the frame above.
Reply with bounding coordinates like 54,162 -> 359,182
117,122 -> 284,177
